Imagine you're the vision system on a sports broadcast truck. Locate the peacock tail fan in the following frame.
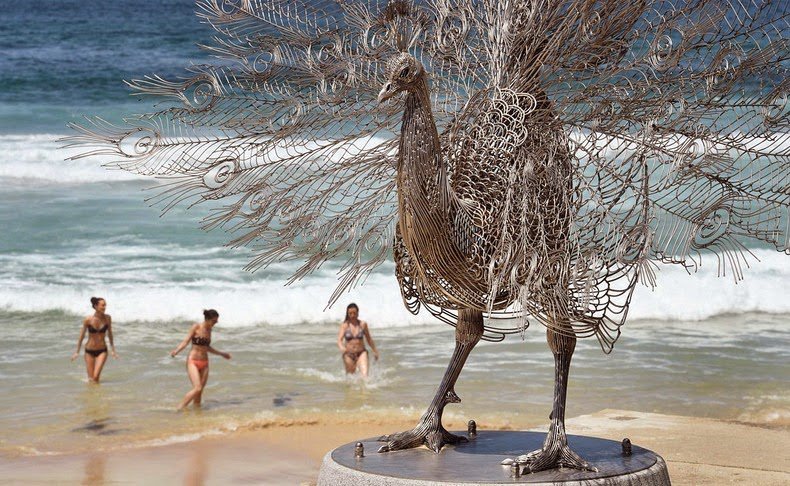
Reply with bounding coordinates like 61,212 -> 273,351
62,0 -> 789,352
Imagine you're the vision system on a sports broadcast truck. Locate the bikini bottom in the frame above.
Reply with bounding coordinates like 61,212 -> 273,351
343,349 -> 367,362
85,348 -> 107,358
189,358 -> 209,371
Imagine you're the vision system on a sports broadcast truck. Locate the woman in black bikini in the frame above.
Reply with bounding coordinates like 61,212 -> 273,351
336,303 -> 379,378
170,309 -> 231,410
71,297 -> 118,383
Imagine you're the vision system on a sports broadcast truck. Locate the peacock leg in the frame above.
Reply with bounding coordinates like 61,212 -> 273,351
518,326 -> 597,473
378,309 -> 483,453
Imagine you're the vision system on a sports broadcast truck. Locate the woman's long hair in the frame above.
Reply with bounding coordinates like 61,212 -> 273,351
344,303 -> 359,323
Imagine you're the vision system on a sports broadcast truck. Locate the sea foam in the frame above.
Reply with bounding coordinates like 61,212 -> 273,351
4,130 -> 790,185
2,132 -> 789,326
0,248 -> 788,327
0,134 -> 147,183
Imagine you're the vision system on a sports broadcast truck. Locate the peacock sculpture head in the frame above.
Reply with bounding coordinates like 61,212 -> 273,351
377,52 -> 425,103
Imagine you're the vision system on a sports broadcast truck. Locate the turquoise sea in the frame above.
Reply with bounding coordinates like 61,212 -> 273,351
0,0 -> 788,458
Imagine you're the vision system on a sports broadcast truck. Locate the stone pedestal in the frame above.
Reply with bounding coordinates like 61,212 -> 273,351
318,430 -> 670,485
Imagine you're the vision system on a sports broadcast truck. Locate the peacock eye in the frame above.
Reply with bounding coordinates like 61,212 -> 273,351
399,67 -> 410,78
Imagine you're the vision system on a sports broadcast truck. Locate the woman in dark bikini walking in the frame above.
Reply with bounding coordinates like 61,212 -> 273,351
336,303 -> 379,378
71,297 -> 118,383
170,309 -> 231,410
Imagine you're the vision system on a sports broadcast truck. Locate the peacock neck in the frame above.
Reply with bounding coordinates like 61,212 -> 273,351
397,76 -> 448,218
395,75 -> 478,307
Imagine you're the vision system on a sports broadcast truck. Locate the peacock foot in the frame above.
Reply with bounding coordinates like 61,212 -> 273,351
517,442 -> 597,474
378,425 -> 467,453
378,390 -> 466,453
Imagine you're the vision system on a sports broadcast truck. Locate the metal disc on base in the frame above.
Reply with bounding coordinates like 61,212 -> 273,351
318,431 -> 670,485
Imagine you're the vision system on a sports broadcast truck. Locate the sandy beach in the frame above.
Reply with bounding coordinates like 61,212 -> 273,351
1,409 -> 787,485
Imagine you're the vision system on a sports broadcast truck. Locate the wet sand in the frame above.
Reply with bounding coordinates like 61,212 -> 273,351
1,410 -> 787,485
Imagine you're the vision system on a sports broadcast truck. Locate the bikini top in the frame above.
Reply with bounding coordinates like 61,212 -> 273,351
87,324 -> 109,334
344,324 -> 364,341
192,335 -> 211,346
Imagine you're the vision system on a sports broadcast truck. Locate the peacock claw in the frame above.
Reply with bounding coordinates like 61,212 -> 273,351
517,443 -> 597,474
378,426 -> 467,453
445,390 -> 461,403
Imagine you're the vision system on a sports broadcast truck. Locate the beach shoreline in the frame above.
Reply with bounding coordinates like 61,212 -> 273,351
1,409 -> 787,485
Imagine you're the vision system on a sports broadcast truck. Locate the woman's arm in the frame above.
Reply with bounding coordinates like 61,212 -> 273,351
170,325 -> 196,357
71,319 -> 88,361
207,346 -> 231,359
107,315 -> 119,358
337,323 -> 347,353
363,322 -> 379,360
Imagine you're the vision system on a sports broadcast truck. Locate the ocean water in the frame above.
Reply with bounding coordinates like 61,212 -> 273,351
1,0 -> 789,458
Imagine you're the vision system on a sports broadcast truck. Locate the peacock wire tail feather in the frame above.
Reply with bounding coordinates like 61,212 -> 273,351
62,0 -> 788,471
64,0 -> 789,352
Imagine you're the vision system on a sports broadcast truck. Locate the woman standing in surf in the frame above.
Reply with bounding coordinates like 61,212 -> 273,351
170,309 -> 231,410
337,303 -> 379,378
71,297 -> 118,383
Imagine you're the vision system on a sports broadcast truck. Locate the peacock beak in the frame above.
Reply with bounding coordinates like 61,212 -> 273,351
378,82 -> 396,103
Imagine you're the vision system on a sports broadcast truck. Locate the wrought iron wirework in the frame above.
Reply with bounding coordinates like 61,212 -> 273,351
64,0 -> 788,472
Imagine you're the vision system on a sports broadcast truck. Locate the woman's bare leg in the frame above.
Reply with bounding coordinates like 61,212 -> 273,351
193,367 -> 209,407
178,362 -> 204,410
357,351 -> 370,378
84,353 -> 97,383
92,353 -> 109,383
342,353 -> 356,373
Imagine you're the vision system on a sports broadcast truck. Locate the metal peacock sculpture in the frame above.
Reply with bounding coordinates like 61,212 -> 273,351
65,0 -> 788,473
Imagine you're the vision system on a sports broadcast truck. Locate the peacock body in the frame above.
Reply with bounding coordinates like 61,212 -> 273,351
65,0 -> 789,472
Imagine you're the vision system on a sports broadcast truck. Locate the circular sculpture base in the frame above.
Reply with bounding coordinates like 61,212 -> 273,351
318,431 -> 670,485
